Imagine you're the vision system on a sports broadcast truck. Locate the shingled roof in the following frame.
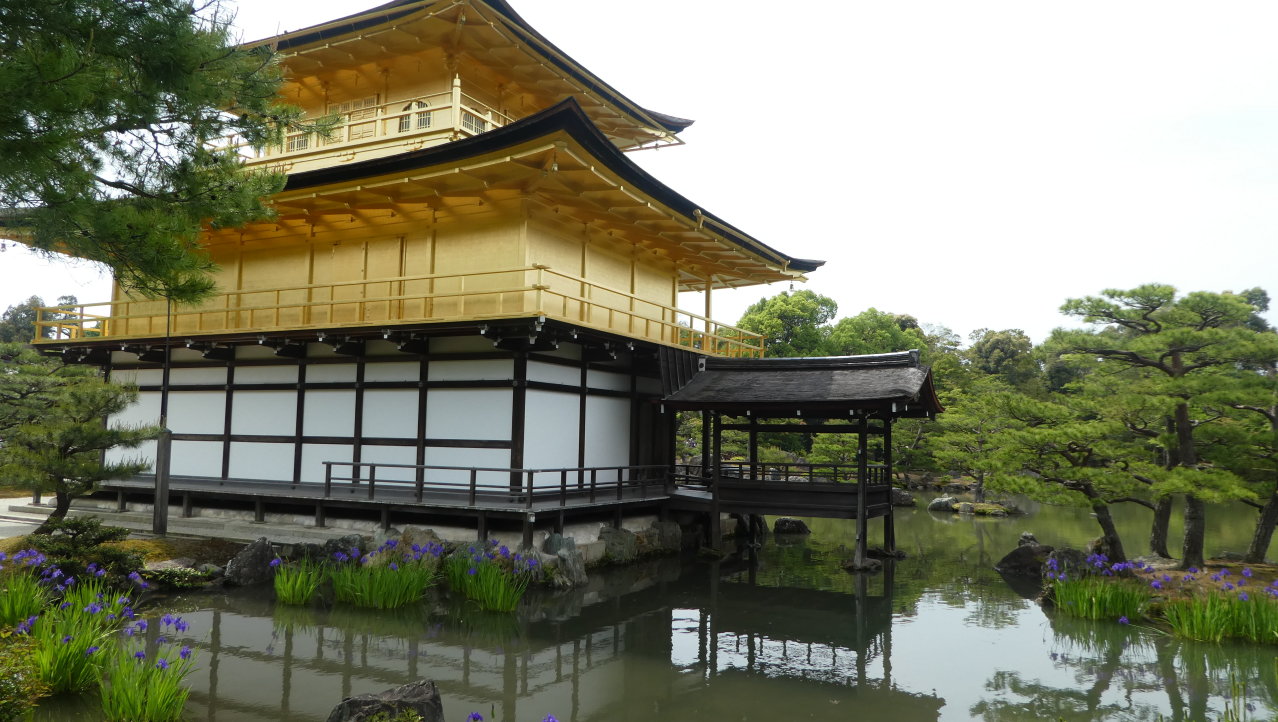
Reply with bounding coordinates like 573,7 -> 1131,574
662,350 -> 943,418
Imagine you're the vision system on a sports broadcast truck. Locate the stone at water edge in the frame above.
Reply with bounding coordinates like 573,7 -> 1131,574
321,534 -> 366,560
223,537 -> 275,587
1018,532 -> 1040,548
599,526 -> 638,563
927,496 -> 958,512
890,488 -> 917,507
842,556 -> 884,572
772,518 -> 811,535
325,679 -> 445,722
994,542 -> 1056,577
1044,549 -> 1088,580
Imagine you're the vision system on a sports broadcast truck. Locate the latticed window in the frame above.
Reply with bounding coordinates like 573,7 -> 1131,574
461,111 -> 488,135
329,95 -> 379,120
285,133 -> 310,152
398,101 -> 431,132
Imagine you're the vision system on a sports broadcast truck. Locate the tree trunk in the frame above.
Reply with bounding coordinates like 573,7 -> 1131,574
973,474 -> 986,503
1181,494 -> 1207,570
1244,491 -> 1278,564
33,490 -> 72,535
1149,496 -> 1173,558
1092,501 -> 1127,563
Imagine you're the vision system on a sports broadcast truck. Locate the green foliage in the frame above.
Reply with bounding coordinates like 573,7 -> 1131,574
0,347 -> 159,526
20,516 -> 140,579
1161,594 -> 1278,645
0,294 -> 79,344
0,567 -> 47,628
966,328 -> 1039,390
99,617 -> 196,722
1049,577 -> 1148,621
0,637 -> 49,721
737,290 -> 837,357
444,541 -> 541,612
28,579 -> 127,693
0,1 -> 326,301
365,712 -> 424,722
273,559 -> 323,606
140,567 -> 210,591
329,541 -> 442,609
827,307 -> 927,356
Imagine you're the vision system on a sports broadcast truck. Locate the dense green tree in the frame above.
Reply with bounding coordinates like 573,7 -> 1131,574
0,343 -> 157,530
1211,360 -> 1278,563
930,377 -> 1022,502
827,308 -> 927,357
0,1 -> 321,301
1052,284 -> 1278,569
966,328 -> 1040,390
737,290 -> 837,357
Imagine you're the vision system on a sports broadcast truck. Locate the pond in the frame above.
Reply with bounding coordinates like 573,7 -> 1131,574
33,493 -> 1278,721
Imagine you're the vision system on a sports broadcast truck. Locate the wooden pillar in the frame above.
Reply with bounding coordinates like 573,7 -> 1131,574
853,419 -> 869,567
510,351 -> 527,493
699,410 -> 711,476
883,417 -> 896,555
709,411 -> 722,545
747,415 -> 758,480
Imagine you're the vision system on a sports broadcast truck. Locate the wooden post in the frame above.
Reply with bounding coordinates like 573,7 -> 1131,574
748,415 -> 758,480
854,419 -> 869,567
699,410 -> 711,478
709,411 -> 722,545
883,417 -> 896,555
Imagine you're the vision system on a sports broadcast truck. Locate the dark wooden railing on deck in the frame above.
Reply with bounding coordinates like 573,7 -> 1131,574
672,462 -> 890,486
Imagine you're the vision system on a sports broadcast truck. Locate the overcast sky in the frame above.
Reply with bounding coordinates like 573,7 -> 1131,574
3,0 -> 1275,343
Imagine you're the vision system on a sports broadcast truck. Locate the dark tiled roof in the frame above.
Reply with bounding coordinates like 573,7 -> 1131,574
663,351 -> 943,417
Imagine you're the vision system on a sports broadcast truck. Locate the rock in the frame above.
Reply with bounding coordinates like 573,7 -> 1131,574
145,558 -> 195,570
927,496 -> 958,512
1215,551 -> 1245,562
841,556 -> 884,572
995,542 -> 1056,577
399,525 -> 441,549
697,546 -> 726,560
1044,549 -> 1089,579
956,502 -> 975,514
543,533 -> 572,556
773,518 -> 811,535
1018,532 -> 1040,547
599,526 -> 637,563
651,520 -> 683,552
1085,535 -> 1123,561
294,543 -> 326,561
890,488 -> 917,507
197,563 -> 224,579
369,528 -> 403,551
224,537 -> 276,587
325,679 -> 445,722
322,534 -> 366,561
556,546 -> 588,588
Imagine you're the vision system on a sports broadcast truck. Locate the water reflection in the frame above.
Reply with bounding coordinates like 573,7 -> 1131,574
124,547 -> 943,722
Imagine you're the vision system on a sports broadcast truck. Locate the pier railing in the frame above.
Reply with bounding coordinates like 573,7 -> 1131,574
322,461 -> 669,509
672,462 -> 891,486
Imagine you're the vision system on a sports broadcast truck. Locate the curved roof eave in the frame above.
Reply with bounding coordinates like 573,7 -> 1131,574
253,0 -> 694,135
283,97 -> 824,275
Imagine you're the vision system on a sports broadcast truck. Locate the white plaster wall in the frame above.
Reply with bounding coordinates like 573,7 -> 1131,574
527,359 -> 579,386
423,447 -> 510,486
307,363 -> 357,383
110,390 -> 161,428
227,441 -> 293,481
358,445 -> 418,482
171,440 -> 223,477
587,369 -> 631,392
130,369 -> 164,386
168,391 -> 226,435
231,390 -> 298,436
584,396 -> 630,468
428,358 -> 512,381
362,389 -> 417,438
425,389 -> 511,440
363,361 -> 418,382
303,390 -> 356,437
523,389 -> 580,485
234,365 -> 298,384
169,367 -> 227,385
300,443 -> 353,484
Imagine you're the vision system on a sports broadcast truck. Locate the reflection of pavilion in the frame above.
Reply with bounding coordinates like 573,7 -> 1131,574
174,556 -> 942,721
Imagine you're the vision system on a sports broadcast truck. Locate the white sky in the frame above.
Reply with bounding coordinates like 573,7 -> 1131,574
3,0 -> 1276,343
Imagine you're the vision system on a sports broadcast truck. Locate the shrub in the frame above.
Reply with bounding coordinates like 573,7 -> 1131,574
0,637 -> 49,721
21,517 -> 141,580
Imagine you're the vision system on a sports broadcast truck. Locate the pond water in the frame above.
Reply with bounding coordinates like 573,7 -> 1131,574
34,494 -> 1278,721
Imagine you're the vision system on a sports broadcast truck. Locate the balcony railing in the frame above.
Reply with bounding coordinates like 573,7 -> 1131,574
218,88 -> 518,163
34,266 -> 764,358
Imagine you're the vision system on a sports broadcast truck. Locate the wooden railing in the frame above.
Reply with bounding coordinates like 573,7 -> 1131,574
322,461 -> 669,509
33,265 -> 764,357
217,87 -> 518,163
673,462 -> 891,486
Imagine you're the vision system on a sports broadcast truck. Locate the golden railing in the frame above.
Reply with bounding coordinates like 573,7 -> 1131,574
34,266 -> 764,358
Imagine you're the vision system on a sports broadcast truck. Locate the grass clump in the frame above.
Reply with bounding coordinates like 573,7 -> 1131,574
329,539 -> 444,609
444,540 -> 542,612
99,614 -> 196,722
1162,592 -> 1278,645
272,557 -> 324,606
1050,577 -> 1148,621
